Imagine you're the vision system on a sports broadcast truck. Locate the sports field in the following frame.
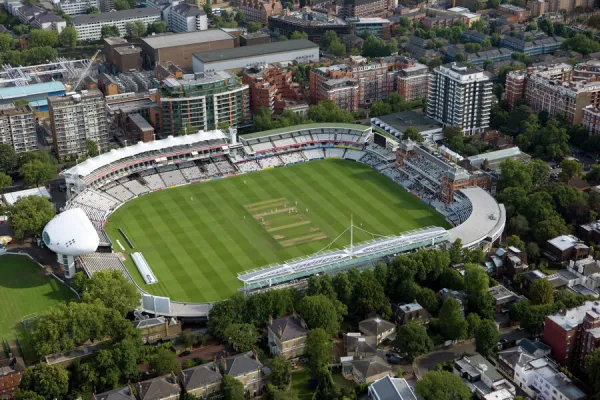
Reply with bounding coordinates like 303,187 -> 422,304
105,160 -> 449,302
0,254 -> 76,338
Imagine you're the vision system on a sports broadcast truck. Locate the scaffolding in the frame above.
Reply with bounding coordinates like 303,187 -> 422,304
0,58 -> 97,88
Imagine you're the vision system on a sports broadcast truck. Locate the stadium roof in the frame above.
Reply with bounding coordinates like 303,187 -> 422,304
240,123 -> 370,140
64,130 -> 227,178
141,30 -> 234,49
72,8 -> 161,25
43,208 -> 99,256
447,187 -> 505,248
0,81 -> 65,101
192,39 -> 318,64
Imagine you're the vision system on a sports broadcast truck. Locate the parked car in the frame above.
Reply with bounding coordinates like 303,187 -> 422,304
180,351 -> 191,357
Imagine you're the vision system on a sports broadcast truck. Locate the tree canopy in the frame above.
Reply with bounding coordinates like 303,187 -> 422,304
78,269 -> 141,316
438,298 -> 467,340
306,328 -> 332,370
475,319 -> 499,357
529,279 -> 554,305
393,323 -> 433,360
415,371 -> 471,400
7,195 -> 55,239
20,159 -> 55,187
297,295 -> 345,335
20,364 -> 69,400
225,323 -> 259,352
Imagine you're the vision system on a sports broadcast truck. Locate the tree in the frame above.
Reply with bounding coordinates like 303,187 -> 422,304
415,371 -> 471,400
586,347 -> 600,393
449,239 -> 463,264
329,40 -> 346,57
475,319 -> 499,357
149,348 -> 179,376
20,363 -> 69,400
20,159 -> 54,187
559,159 -> 584,182
0,33 -> 13,51
269,356 -> 292,388
101,25 -> 120,38
466,312 -> 481,338
297,295 -> 345,335
440,268 -> 464,290
506,234 -> 525,250
8,195 -> 55,239
147,21 -> 167,34
0,172 -> 12,190
59,26 -> 77,48
362,35 -> 391,57
438,298 -> 467,340
115,0 -> 131,10
14,390 -> 45,400
86,6 -> 99,13
393,323 -> 433,360
221,375 -> 245,400
234,11 -> 245,23
125,20 -> 146,40
86,139 -> 99,157
80,269 -> 141,316
530,279 -> 554,305
306,328 -> 331,370
403,126 -> 424,142
28,30 -> 58,48
464,264 -> 489,296
321,30 -> 339,49
290,31 -> 308,40
0,144 -> 16,174
248,22 -> 262,33
208,294 -> 246,341
225,323 -> 258,352
443,125 -> 463,138
562,34 -> 600,55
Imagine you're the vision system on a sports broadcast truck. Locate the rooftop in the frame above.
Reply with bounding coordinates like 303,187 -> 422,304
547,235 -> 582,251
0,81 -> 66,101
72,8 -> 161,25
373,111 -> 442,134
267,314 -> 309,341
192,39 -> 318,64
547,301 -> 600,330
240,122 -> 370,140
369,376 -> 417,400
141,29 -> 234,49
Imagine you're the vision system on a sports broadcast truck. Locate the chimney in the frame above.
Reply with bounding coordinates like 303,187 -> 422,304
221,355 -> 227,372
278,325 -> 283,337
252,348 -> 259,361
269,315 -> 273,326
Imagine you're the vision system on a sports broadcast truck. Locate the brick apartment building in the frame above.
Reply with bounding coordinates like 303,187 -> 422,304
310,56 -> 394,111
341,0 -> 388,18
242,64 -> 306,114
542,301 -> 600,366
0,357 -> 25,399
546,0 -> 593,12
240,0 -> 283,24
584,105 -> 600,136
396,60 -> 429,102
505,62 -> 600,125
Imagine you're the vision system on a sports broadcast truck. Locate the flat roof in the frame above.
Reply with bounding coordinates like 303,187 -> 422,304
0,81 -> 66,100
72,8 -> 160,25
141,30 -> 234,49
374,111 -> 442,133
240,123 -> 370,139
3,187 -> 51,206
193,39 -> 318,64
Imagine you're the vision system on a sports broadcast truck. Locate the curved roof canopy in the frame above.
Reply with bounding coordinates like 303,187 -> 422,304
43,208 -> 99,255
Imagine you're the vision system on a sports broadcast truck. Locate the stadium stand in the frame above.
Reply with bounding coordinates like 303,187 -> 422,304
160,170 -> 187,186
105,185 -> 135,202
123,180 -> 150,196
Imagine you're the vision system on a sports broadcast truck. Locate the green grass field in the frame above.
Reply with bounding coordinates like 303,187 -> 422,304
0,254 -> 76,338
105,160 -> 448,302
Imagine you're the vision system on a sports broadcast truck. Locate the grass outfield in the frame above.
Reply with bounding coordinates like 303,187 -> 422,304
0,254 -> 76,338
105,160 -> 449,302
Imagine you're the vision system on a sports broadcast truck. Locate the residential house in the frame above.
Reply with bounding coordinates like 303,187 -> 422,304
135,374 -> 180,400
488,284 -> 524,328
94,386 -> 137,400
391,302 -> 430,326
568,257 -> 600,293
498,338 -> 551,376
577,220 -> 600,245
344,333 -> 377,359
368,375 -> 417,400
359,316 -> 396,344
217,350 -> 264,396
133,316 -> 182,344
267,313 -> 309,359
343,356 -> 391,385
453,354 -> 516,399
545,235 -> 589,263
514,357 -> 586,399
0,357 -> 25,400
438,288 -> 468,316
179,362 -> 222,399
31,12 -> 67,34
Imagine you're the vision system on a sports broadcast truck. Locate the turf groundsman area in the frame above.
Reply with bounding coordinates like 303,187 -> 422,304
106,160 -> 448,302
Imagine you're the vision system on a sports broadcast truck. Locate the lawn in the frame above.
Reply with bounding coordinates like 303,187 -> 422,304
291,369 -> 313,400
105,159 -> 449,302
0,254 -> 76,338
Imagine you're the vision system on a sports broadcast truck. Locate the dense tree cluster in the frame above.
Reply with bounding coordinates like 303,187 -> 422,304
369,92 -> 425,117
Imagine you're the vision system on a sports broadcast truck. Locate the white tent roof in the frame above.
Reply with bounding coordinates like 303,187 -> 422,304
2,187 -> 51,206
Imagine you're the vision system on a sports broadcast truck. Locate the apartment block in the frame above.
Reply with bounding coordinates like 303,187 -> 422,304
169,2 -> 207,32
240,0 -> 283,24
514,355 -> 586,399
310,56 -> 394,111
542,301 -> 600,366
72,8 -> 162,41
342,0 -> 388,18
574,60 -> 600,82
54,0 -> 99,16
505,63 -> 600,125
268,9 -> 351,43
546,0 -> 593,12
242,64 -> 305,115
159,71 -> 250,135
396,61 -> 429,102
347,17 -> 391,40
0,104 -> 37,154
584,105 -> 600,136
48,90 -> 108,160
426,63 -> 492,135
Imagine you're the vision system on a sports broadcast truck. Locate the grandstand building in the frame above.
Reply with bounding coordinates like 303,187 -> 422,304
159,72 -> 250,135
45,124 -> 504,319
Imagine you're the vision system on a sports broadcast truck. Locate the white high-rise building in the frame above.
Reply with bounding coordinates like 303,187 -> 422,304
71,8 -> 161,41
53,0 -> 99,16
169,2 -> 207,32
49,90 -> 108,160
427,63 -> 492,135
0,104 -> 38,153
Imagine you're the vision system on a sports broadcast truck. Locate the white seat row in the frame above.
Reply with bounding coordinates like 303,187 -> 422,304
160,170 -> 187,186
123,180 -> 150,196
180,166 -> 204,181
143,174 -> 166,190
105,185 -> 135,202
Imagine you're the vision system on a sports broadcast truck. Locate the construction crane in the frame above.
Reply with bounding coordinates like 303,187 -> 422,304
72,49 -> 102,91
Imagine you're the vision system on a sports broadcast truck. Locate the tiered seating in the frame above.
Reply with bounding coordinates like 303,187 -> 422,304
105,185 -> 135,202
92,222 -> 111,245
203,163 -> 220,176
361,154 -> 385,168
73,189 -> 118,212
123,180 -> 150,196
214,160 -> 236,174
160,170 -> 186,186
78,253 -> 133,283
252,142 -> 274,152
315,134 -> 329,141
303,149 -> 324,160
325,148 -> 345,158
344,150 -> 365,161
180,166 -> 204,181
156,164 -> 177,173
144,174 -> 166,190
258,156 -> 283,168
237,161 -> 261,173
280,152 -> 305,164
138,168 -> 157,177
295,134 -> 313,144
273,138 -> 296,148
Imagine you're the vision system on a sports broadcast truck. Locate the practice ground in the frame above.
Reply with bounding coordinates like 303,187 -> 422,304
106,160 -> 449,302
0,254 -> 76,338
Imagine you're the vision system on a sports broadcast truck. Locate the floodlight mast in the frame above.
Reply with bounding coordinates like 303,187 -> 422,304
350,215 -> 353,256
